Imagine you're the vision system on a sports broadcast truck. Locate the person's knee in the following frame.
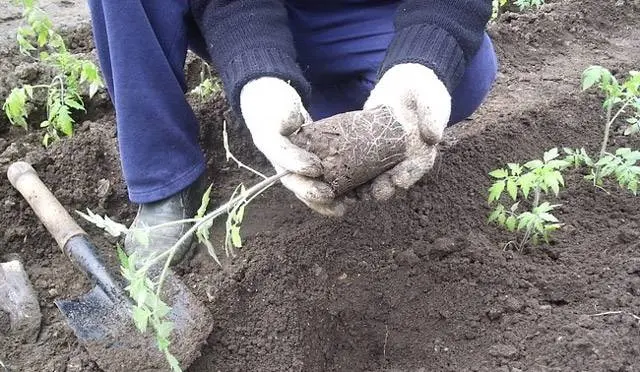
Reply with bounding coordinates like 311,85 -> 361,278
448,34 -> 498,125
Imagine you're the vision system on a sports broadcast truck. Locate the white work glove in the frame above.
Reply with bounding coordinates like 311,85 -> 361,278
240,77 -> 346,216
362,63 -> 451,201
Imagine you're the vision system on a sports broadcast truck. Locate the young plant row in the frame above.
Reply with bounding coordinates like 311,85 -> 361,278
492,0 -> 545,19
2,0 -> 104,146
487,66 -> 640,250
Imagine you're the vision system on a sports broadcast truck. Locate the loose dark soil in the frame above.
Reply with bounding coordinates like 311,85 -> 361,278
1,0 -> 640,371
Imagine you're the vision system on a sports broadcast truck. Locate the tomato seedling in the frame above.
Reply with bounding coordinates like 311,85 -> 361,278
488,148 -> 568,250
2,0 -> 104,146
487,65 -> 640,250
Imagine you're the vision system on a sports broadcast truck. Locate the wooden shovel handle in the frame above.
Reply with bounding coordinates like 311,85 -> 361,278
7,161 -> 86,251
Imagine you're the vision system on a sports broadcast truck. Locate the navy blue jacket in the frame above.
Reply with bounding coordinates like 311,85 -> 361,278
191,0 -> 492,112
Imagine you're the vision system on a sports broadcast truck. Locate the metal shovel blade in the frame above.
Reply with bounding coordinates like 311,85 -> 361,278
55,269 -> 212,372
55,285 -> 122,342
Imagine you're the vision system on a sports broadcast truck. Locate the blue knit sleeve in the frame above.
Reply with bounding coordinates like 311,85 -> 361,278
191,0 -> 311,113
379,0 -> 492,92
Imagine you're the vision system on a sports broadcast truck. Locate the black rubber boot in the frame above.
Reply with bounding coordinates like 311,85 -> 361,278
124,175 -> 207,268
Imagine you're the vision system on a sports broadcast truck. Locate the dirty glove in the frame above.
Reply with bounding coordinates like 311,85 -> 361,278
362,63 -> 451,201
240,77 -> 346,216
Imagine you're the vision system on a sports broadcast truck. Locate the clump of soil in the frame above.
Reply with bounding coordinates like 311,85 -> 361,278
292,107 -> 407,195
1,0 -> 640,371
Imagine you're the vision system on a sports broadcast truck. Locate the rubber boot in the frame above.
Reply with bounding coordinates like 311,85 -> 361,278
124,175 -> 207,268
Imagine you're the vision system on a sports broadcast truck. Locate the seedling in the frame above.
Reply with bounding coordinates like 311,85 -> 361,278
78,121 -> 286,371
78,171 -> 285,371
492,0 -> 509,19
513,0 -> 544,11
580,66 -> 640,189
487,65 -> 640,250
189,62 -> 222,102
488,148 -> 567,250
492,0 -> 545,19
2,0 -> 104,146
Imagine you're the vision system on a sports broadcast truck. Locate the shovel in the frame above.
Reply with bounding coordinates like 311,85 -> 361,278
7,161 -> 213,371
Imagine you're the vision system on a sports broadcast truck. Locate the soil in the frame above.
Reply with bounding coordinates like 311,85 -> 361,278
1,0 -> 640,371
291,107 -> 407,196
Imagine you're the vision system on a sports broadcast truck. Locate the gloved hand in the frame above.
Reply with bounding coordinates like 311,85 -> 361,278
361,63 -> 451,201
240,77 -> 346,216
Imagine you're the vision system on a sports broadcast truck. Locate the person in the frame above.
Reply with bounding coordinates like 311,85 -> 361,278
86,0 -> 497,264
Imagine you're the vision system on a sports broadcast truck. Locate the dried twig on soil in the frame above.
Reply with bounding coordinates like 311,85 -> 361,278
590,311 -> 640,322
383,325 -> 389,359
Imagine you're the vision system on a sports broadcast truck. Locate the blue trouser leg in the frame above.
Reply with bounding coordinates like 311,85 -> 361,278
447,34 -> 499,124
286,3 -> 498,124
306,33 -> 498,124
87,0 -> 207,204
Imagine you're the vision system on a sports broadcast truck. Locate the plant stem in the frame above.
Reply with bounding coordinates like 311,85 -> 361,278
599,99 -> 631,160
520,186 -> 541,250
148,171 -> 288,298
223,120 -> 267,179
144,218 -> 202,231
519,230 -> 531,251
532,187 -> 541,209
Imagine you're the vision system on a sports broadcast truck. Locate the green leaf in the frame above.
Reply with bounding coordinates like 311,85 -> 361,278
117,245 -> 130,270
524,159 -> 544,169
65,97 -> 85,111
517,213 -> 533,231
51,103 -> 74,136
42,133 -> 51,147
518,172 -> 535,199
507,163 -> 522,176
505,215 -> 517,232
506,178 -> 518,201
488,181 -> 506,204
230,225 -> 242,248
197,184 -> 213,218
489,168 -> 508,179
132,306 -> 150,332
543,148 -> 559,163
165,352 -> 182,372
3,87 -> 30,129
154,300 -> 171,319
547,159 -> 570,169
37,29 -> 47,47
155,321 -> 174,340
538,212 -> 559,223
488,205 -> 504,223
157,336 -> 170,352
581,65 -> 606,91
624,123 -> 640,136
543,171 -> 561,196
497,211 -> 507,225
132,228 -> 150,248
535,202 -> 559,214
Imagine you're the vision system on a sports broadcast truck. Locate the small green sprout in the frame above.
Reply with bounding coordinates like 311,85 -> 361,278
189,62 -> 222,101
488,148 -> 568,250
580,66 -> 640,190
492,0 -> 544,19
191,77 -> 222,101
513,0 -> 544,11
